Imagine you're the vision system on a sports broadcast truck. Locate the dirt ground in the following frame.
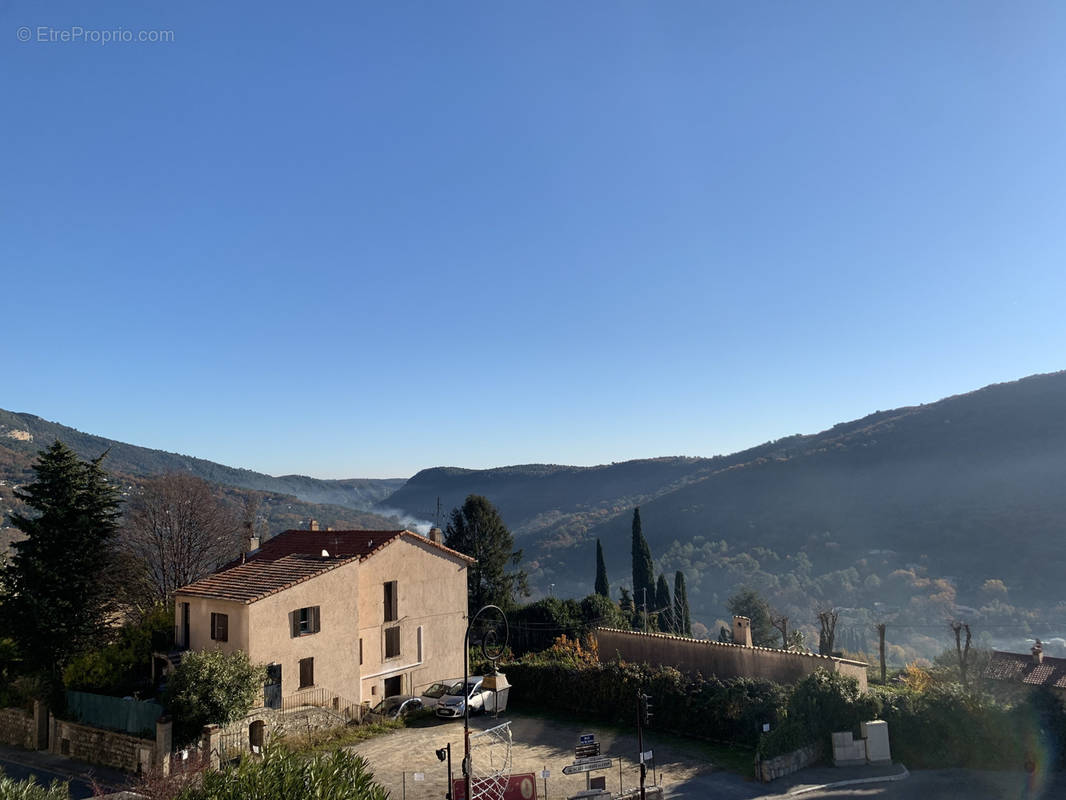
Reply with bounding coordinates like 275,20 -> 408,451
347,709 -> 750,800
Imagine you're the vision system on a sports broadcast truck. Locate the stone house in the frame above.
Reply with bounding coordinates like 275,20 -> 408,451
985,640 -> 1066,700
173,526 -> 472,706
597,615 -> 869,690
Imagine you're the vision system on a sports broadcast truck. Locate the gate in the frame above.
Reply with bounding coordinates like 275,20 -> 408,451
264,664 -> 282,710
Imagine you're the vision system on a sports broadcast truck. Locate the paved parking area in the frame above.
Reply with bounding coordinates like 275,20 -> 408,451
348,710 -> 764,800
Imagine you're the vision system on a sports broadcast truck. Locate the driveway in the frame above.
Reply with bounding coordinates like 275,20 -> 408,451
348,710 -> 764,800
0,744 -> 127,799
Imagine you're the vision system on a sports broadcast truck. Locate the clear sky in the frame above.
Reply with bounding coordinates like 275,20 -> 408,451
4,1 -> 1065,478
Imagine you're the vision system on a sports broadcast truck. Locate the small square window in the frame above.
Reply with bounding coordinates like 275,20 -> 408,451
292,606 -> 321,637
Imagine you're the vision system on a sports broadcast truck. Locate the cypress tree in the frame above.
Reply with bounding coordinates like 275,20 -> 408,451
655,573 -> 672,632
594,539 -> 609,597
1,441 -> 121,675
674,570 -> 692,636
630,507 -> 654,611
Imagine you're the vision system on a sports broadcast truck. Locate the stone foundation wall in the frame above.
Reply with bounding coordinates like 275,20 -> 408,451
212,704 -> 353,761
0,707 -> 34,749
51,718 -> 155,774
758,742 -> 823,782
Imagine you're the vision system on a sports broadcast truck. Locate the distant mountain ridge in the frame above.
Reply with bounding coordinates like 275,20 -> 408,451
0,409 -> 404,508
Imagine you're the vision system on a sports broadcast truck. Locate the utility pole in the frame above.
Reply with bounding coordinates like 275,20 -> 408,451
636,690 -> 651,800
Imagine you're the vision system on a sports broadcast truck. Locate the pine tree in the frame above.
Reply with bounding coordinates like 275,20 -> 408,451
655,573 -> 672,632
1,441 -> 121,674
444,494 -> 528,613
630,507 -> 654,611
594,539 -> 610,598
674,570 -> 692,636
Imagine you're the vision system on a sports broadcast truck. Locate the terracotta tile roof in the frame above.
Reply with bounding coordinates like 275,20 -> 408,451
177,554 -> 358,604
986,650 -> 1066,689
178,529 -> 474,604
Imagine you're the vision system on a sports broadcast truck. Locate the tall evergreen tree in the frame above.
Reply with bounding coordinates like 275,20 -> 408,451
1,441 -> 121,674
673,571 -> 692,636
594,539 -> 610,597
444,494 -> 528,613
655,573 -> 672,632
630,507 -> 654,611
619,587 -> 634,617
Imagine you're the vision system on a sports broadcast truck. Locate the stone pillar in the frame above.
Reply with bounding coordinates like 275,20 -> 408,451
156,717 -> 173,776
32,701 -> 49,750
201,724 -> 221,770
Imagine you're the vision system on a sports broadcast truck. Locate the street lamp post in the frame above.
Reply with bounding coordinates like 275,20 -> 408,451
463,604 -> 509,800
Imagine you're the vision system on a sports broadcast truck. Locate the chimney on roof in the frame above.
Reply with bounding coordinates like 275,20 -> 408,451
1033,639 -> 1044,665
309,519 -> 319,531
248,536 -> 260,552
733,615 -> 753,648
428,527 -> 443,544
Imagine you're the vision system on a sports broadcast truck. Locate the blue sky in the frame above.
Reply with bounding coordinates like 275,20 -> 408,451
4,1 -> 1065,478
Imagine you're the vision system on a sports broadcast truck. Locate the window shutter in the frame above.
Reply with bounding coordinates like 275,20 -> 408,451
290,611 -> 299,638
219,614 -> 228,642
312,606 -> 321,633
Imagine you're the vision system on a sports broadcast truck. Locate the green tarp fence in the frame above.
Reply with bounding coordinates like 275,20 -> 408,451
66,690 -> 163,736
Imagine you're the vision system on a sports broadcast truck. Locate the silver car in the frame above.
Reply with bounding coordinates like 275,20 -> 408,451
435,677 -> 494,718
419,679 -> 460,710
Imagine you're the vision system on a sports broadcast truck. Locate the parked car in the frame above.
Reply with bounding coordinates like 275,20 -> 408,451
419,679 -> 460,710
435,677 -> 496,718
368,694 -> 424,720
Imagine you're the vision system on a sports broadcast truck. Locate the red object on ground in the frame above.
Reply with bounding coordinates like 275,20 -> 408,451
452,773 -> 537,800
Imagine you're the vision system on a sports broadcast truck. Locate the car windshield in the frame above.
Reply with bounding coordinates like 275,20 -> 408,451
372,697 -> 404,714
445,682 -> 467,696
423,682 -> 449,698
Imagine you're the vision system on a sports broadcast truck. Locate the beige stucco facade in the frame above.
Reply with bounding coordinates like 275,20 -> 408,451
174,534 -> 469,706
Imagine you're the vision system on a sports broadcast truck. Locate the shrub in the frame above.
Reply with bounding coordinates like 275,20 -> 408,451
0,770 -> 68,800
63,605 -> 174,696
164,650 -> 266,744
175,747 -> 389,800
788,669 -> 881,742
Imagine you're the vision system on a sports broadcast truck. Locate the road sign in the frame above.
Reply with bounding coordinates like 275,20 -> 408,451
575,742 -> 600,759
639,750 -> 653,763
562,758 -> 612,775
413,773 -> 425,782
579,733 -> 596,745
541,769 -> 550,779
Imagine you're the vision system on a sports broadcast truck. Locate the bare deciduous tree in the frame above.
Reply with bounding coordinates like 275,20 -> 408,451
122,474 -> 241,602
818,609 -> 839,655
770,613 -> 789,649
951,620 -> 973,685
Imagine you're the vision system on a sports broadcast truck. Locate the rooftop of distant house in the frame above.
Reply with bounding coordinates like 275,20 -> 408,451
176,526 -> 473,604
985,643 -> 1066,690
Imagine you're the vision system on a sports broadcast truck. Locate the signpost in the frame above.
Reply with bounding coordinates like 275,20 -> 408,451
562,759 -> 613,775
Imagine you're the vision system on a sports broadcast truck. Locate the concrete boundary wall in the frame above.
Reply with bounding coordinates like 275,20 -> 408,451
51,718 -> 156,774
596,628 -> 868,691
0,707 -> 35,749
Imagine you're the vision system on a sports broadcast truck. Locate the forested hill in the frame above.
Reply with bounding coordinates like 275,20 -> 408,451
0,409 -> 404,510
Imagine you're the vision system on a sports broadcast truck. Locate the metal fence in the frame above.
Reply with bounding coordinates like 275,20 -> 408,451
280,686 -> 362,723
65,690 -> 163,736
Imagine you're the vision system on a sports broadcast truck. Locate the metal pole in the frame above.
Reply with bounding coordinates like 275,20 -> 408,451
637,691 -> 646,800
463,629 -> 471,800
446,743 -> 453,800
543,765 -> 548,800
402,771 -> 406,800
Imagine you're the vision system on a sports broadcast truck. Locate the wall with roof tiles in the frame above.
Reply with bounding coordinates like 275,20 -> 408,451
357,535 -> 468,702
245,557 -> 363,700
596,628 -> 868,690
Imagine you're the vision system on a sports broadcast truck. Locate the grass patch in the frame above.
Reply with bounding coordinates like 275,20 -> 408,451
279,718 -> 405,754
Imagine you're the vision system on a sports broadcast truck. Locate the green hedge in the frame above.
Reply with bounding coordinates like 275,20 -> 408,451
503,660 -> 786,747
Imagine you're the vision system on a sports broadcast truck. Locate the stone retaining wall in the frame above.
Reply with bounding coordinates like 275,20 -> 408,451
0,707 -> 35,749
757,742 -> 823,782
51,718 -> 155,774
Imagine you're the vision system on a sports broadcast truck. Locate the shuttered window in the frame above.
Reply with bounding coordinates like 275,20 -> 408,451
299,657 -> 314,689
385,626 -> 400,659
291,606 -> 321,637
384,582 -> 398,622
210,613 -> 228,642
